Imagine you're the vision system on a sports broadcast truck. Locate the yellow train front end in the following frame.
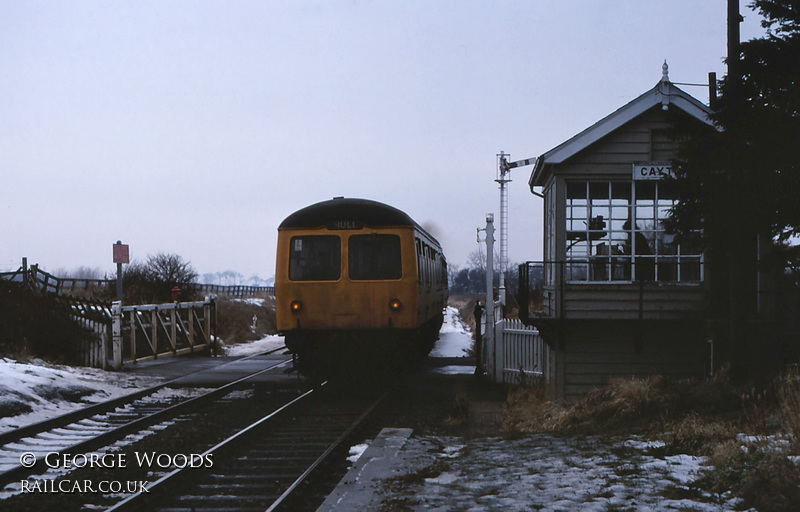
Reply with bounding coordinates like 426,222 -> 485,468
274,197 -> 446,379
275,226 -> 419,333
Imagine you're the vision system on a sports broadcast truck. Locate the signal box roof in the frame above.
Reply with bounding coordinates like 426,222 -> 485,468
529,64 -> 714,189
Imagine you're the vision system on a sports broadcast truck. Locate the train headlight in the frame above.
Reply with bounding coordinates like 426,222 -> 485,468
290,300 -> 303,313
389,298 -> 402,311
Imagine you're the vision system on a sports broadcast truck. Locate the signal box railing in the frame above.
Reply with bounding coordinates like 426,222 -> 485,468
517,260 -> 707,323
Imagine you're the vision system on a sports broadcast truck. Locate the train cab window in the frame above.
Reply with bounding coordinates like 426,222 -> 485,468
289,236 -> 341,281
349,234 -> 402,280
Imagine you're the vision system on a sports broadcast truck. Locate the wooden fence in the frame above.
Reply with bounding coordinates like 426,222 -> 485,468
196,283 -> 275,299
29,265 -> 112,296
53,296 -> 114,368
2,260 -> 220,369
112,298 -> 216,367
1,261 -> 274,300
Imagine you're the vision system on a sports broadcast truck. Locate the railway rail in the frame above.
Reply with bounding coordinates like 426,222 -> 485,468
0,348 -> 293,489
109,385 -> 386,512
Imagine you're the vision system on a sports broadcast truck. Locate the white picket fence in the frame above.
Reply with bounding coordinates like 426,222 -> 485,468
485,305 -> 550,385
77,317 -> 111,369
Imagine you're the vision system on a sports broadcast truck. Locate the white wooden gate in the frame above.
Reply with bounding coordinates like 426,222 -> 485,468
110,298 -> 216,369
486,308 -> 549,385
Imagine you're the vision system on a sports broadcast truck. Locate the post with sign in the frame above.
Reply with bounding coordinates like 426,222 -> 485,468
112,242 -> 129,370
113,241 -> 130,302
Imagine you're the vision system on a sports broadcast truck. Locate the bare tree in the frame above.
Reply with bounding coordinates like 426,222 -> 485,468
146,253 -> 198,289
121,253 -> 198,304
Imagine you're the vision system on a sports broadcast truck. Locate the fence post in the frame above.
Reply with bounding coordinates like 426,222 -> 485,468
150,309 -> 158,357
101,329 -> 109,370
204,299 -> 212,354
495,314 -> 504,382
130,309 -> 137,363
170,306 -> 177,355
112,301 -> 122,370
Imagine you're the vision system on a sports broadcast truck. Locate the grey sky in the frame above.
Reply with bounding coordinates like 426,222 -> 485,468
2,1 -> 763,279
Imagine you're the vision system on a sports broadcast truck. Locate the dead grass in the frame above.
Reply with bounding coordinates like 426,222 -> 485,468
503,384 -> 566,433
698,440 -> 800,512
214,296 -> 277,345
658,414 -> 735,456
503,369 -> 800,512
778,373 -> 800,452
504,370 -> 742,436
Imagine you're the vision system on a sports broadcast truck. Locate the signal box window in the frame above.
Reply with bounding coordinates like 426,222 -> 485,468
289,236 -> 341,281
565,180 -> 702,282
349,234 -> 402,280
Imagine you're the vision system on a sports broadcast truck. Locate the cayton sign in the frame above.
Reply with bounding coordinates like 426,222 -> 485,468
632,163 -> 675,180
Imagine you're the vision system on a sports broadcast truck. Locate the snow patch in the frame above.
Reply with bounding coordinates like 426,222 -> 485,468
430,306 -> 472,358
347,443 -> 369,464
390,435 -> 739,511
221,335 -> 286,357
0,359 -> 159,434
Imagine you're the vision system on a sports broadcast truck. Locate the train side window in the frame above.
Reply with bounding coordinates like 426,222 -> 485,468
416,239 -> 422,284
349,234 -> 402,280
424,244 -> 431,288
288,236 -> 341,281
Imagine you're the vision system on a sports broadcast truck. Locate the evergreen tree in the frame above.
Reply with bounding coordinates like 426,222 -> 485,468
672,0 -> 800,375
673,0 -> 800,263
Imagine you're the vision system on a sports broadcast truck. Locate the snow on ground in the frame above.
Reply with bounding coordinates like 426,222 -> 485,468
0,333 -> 286,434
430,306 -> 472,358
429,306 -> 475,375
381,435 -> 741,512
0,358 -> 161,435
221,334 -> 286,357
233,298 -> 266,307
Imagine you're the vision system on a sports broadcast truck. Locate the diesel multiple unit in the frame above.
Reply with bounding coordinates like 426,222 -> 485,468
275,197 -> 447,377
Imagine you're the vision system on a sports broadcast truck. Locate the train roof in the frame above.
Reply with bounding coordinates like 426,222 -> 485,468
279,197 -> 415,228
279,197 -> 441,246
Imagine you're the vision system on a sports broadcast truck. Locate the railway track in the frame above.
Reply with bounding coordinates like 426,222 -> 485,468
109,385 -> 387,512
1,349 -> 390,512
0,348 -> 293,490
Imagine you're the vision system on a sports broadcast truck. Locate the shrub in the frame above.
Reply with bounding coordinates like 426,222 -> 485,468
112,253 -> 199,304
698,441 -> 800,512
214,297 -> 277,346
0,281 -> 91,363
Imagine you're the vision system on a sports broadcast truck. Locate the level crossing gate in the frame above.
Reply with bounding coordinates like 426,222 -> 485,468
110,298 -> 216,369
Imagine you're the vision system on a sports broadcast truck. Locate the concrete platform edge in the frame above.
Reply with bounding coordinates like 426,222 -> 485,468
316,427 -> 414,512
